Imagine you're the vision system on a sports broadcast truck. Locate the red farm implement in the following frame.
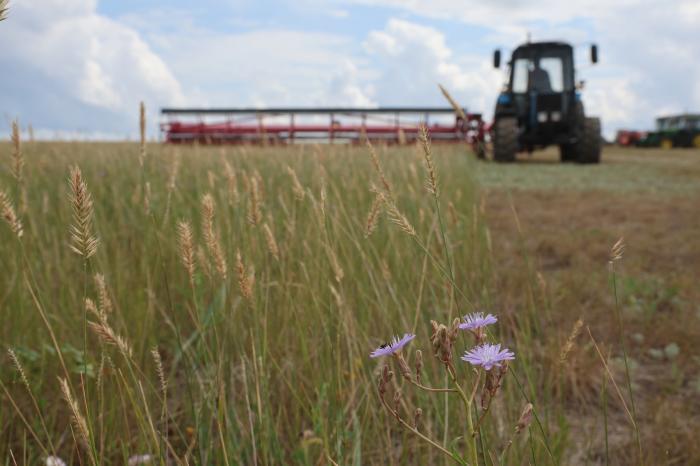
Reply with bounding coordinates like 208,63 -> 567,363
615,130 -> 644,146
160,107 -> 486,153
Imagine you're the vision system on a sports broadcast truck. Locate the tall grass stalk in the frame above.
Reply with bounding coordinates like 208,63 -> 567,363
608,239 -> 642,464
0,140 -> 655,465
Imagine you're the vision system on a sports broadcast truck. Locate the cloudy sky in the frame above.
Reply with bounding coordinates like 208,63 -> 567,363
2,0 -> 699,139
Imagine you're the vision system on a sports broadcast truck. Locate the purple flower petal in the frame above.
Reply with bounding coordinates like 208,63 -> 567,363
370,333 -> 416,358
458,312 -> 498,331
461,343 -> 515,370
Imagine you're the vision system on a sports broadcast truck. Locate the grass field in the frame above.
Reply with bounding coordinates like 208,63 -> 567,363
1,140 -> 698,465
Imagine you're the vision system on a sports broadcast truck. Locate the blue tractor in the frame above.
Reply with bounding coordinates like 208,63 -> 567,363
492,41 -> 601,163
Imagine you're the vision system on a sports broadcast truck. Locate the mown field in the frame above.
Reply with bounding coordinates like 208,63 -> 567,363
1,140 -> 698,465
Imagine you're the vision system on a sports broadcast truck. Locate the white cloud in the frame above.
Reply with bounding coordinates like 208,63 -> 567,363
139,24 -> 376,108
2,0 -> 184,135
364,19 -> 501,114
345,0 -> 700,133
328,8 -> 350,18
3,0 -> 699,138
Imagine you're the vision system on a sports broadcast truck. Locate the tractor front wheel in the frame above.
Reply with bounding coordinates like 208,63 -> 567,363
576,117 -> 602,164
493,117 -> 518,163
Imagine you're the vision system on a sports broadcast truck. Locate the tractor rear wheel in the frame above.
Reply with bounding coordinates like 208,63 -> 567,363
559,144 -> 577,162
493,117 -> 518,162
576,117 -> 602,164
561,101 -> 584,162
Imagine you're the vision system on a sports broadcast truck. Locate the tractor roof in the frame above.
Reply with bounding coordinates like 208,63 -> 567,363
656,113 -> 700,122
513,41 -> 573,53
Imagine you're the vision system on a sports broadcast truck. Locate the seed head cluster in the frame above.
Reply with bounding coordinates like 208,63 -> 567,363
0,190 -> 23,238
68,165 -> 99,259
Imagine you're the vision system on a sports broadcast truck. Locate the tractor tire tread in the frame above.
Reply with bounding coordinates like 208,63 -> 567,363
576,117 -> 602,164
494,118 -> 518,163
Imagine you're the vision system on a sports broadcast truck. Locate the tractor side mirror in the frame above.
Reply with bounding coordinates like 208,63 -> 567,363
591,44 -> 598,64
493,49 -> 501,68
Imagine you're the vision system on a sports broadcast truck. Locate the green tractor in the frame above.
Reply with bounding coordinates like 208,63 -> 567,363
637,114 -> 700,149
492,41 -> 601,163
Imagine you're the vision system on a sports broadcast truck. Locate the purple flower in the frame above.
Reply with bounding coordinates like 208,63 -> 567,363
370,333 -> 416,358
459,312 -> 498,331
461,343 -> 515,370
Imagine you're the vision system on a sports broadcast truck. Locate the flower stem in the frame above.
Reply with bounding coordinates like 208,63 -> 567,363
447,363 -> 478,466
379,394 -> 460,463
408,378 -> 458,393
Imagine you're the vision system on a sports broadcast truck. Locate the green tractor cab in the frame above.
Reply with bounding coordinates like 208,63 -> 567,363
492,41 -> 601,163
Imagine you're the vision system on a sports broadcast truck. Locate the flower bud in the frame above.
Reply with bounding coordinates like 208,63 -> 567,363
413,408 -> 422,428
393,390 -> 402,413
378,374 -> 387,397
396,353 -> 412,380
415,350 -> 423,383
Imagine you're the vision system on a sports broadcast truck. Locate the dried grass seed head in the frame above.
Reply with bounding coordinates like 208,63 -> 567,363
223,160 -> 239,204
151,347 -> 167,395
262,222 -> 280,261
177,220 -> 196,282
438,84 -> 467,120
7,348 -> 30,388
236,250 -> 255,300
0,190 -> 23,238
247,176 -> 262,226
610,236 -> 625,262
11,119 -> 23,183
139,101 -> 146,166
94,273 -> 112,315
383,197 -> 417,237
366,140 -> 393,198
0,0 -> 10,21
559,318 -> 584,364
364,193 -> 383,238
88,320 -> 133,358
58,377 -> 90,448
201,194 -> 227,280
68,165 -> 99,258
287,165 -> 305,201
419,125 -> 438,196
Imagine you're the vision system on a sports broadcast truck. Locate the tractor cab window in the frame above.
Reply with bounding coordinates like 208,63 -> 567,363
511,59 -> 531,93
511,56 -> 565,93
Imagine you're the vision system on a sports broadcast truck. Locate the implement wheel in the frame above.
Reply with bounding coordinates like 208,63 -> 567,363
493,117 -> 518,162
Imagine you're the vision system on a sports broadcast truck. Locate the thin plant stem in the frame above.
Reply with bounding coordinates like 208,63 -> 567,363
446,363 -> 478,466
510,369 -> 557,465
609,262 -> 642,463
379,393 -> 461,463
602,366 -> 609,466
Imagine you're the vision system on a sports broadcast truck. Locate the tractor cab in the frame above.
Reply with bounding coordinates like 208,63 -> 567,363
491,41 -> 601,163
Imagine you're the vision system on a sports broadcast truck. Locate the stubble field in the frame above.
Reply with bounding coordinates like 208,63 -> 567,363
1,140 -> 698,465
